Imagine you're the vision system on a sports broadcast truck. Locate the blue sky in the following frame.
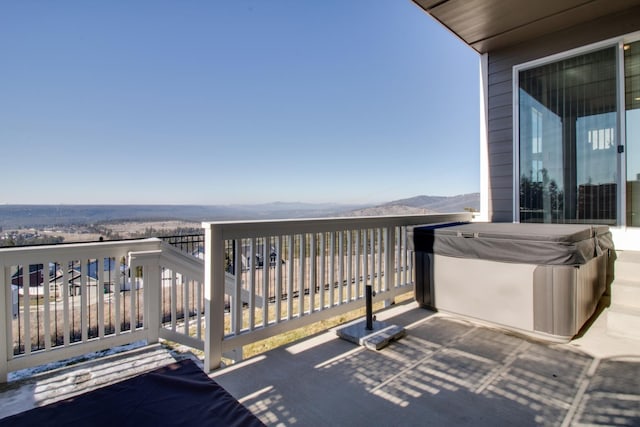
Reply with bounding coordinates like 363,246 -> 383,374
1,1 -> 480,205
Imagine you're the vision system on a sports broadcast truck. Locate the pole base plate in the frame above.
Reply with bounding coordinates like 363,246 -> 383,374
336,320 -> 406,350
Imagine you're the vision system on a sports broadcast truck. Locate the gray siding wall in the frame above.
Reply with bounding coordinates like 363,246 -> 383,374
486,6 -> 640,222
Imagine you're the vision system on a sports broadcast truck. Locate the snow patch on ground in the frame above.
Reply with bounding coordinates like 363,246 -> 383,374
7,341 -> 147,382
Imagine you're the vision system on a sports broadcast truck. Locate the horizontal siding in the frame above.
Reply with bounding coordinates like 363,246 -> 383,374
488,115 -> 511,132
489,164 -> 513,178
492,200 -> 514,222
490,175 -> 513,188
488,105 -> 512,122
485,5 -> 640,222
487,67 -> 512,86
487,45 -> 514,225
490,151 -> 513,167
489,91 -> 512,108
488,129 -> 513,150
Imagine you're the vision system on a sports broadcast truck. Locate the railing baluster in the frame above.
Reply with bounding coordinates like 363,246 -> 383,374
287,235 -> 294,320
338,231 -> 344,305
182,274 -> 190,336
196,271 -> 203,340
249,238 -> 256,329
62,260 -> 70,344
354,231 -> 360,302
296,235 -> 303,317
346,231 -> 352,303
309,233 -> 316,314
1,266 -> 9,381
233,241 -> 243,335
262,237 -> 269,324
329,232 -> 335,307
407,227 -> 411,284
319,233 -> 326,310
80,260 -> 88,342
402,226 -> 408,285
395,226 -> 401,288
370,229 -> 375,292
97,258 -> 105,339
130,262 -> 136,333
22,264 -> 31,356
168,269 -> 176,332
43,260 -> 51,351
376,229 -> 382,294
275,236 -> 282,323
384,228 -> 391,292
113,259 -> 121,336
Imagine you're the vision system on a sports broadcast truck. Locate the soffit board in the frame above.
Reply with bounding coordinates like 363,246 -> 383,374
413,0 -> 640,53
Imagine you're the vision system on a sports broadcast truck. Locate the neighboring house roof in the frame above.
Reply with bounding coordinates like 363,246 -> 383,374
412,0 -> 640,53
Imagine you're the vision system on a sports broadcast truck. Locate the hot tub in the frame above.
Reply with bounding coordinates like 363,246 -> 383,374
413,223 -> 613,342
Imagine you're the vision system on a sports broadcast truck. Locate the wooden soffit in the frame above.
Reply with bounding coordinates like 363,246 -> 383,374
412,0 -> 640,53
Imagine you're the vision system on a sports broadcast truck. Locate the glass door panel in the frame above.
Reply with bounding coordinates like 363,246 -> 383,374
625,41 -> 640,226
519,47 -> 619,224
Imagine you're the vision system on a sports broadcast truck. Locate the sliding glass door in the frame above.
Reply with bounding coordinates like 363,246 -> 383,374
518,47 -> 619,224
626,41 -> 640,226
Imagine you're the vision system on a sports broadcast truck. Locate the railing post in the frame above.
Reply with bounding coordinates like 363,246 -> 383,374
129,250 -> 162,344
148,262 -> 162,344
385,226 -> 396,293
204,223 -> 225,372
0,266 -> 9,383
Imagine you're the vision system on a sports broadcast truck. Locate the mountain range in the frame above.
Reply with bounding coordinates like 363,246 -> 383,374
346,193 -> 479,216
0,193 -> 479,229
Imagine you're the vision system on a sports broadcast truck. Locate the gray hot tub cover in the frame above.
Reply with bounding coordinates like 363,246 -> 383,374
413,223 -> 612,266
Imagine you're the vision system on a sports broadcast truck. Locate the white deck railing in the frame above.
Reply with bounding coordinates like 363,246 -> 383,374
202,213 -> 471,370
0,238 -> 207,382
0,213 -> 471,381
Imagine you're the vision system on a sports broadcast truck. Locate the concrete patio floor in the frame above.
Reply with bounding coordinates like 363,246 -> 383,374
212,301 -> 640,426
1,299 -> 639,426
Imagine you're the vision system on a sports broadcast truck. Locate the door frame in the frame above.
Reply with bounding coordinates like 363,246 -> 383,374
512,33 -> 640,227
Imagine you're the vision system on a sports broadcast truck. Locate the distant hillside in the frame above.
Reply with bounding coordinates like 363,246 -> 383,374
387,193 -> 479,212
0,203 -> 367,229
345,205 -> 434,217
0,194 -> 479,229
346,193 -> 479,217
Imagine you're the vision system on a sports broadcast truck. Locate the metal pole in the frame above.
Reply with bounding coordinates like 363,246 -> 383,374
365,284 -> 373,330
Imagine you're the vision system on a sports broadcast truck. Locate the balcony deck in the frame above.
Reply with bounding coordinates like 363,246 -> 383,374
3,299 -> 638,426
2,220 -> 638,425
211,301 -> 640,426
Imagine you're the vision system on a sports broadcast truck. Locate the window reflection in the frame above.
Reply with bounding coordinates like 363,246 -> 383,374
625,41 -> 640,226
519,47 -> 618,224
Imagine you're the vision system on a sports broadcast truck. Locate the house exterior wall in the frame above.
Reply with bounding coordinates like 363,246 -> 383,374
485,6 -> 640,222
